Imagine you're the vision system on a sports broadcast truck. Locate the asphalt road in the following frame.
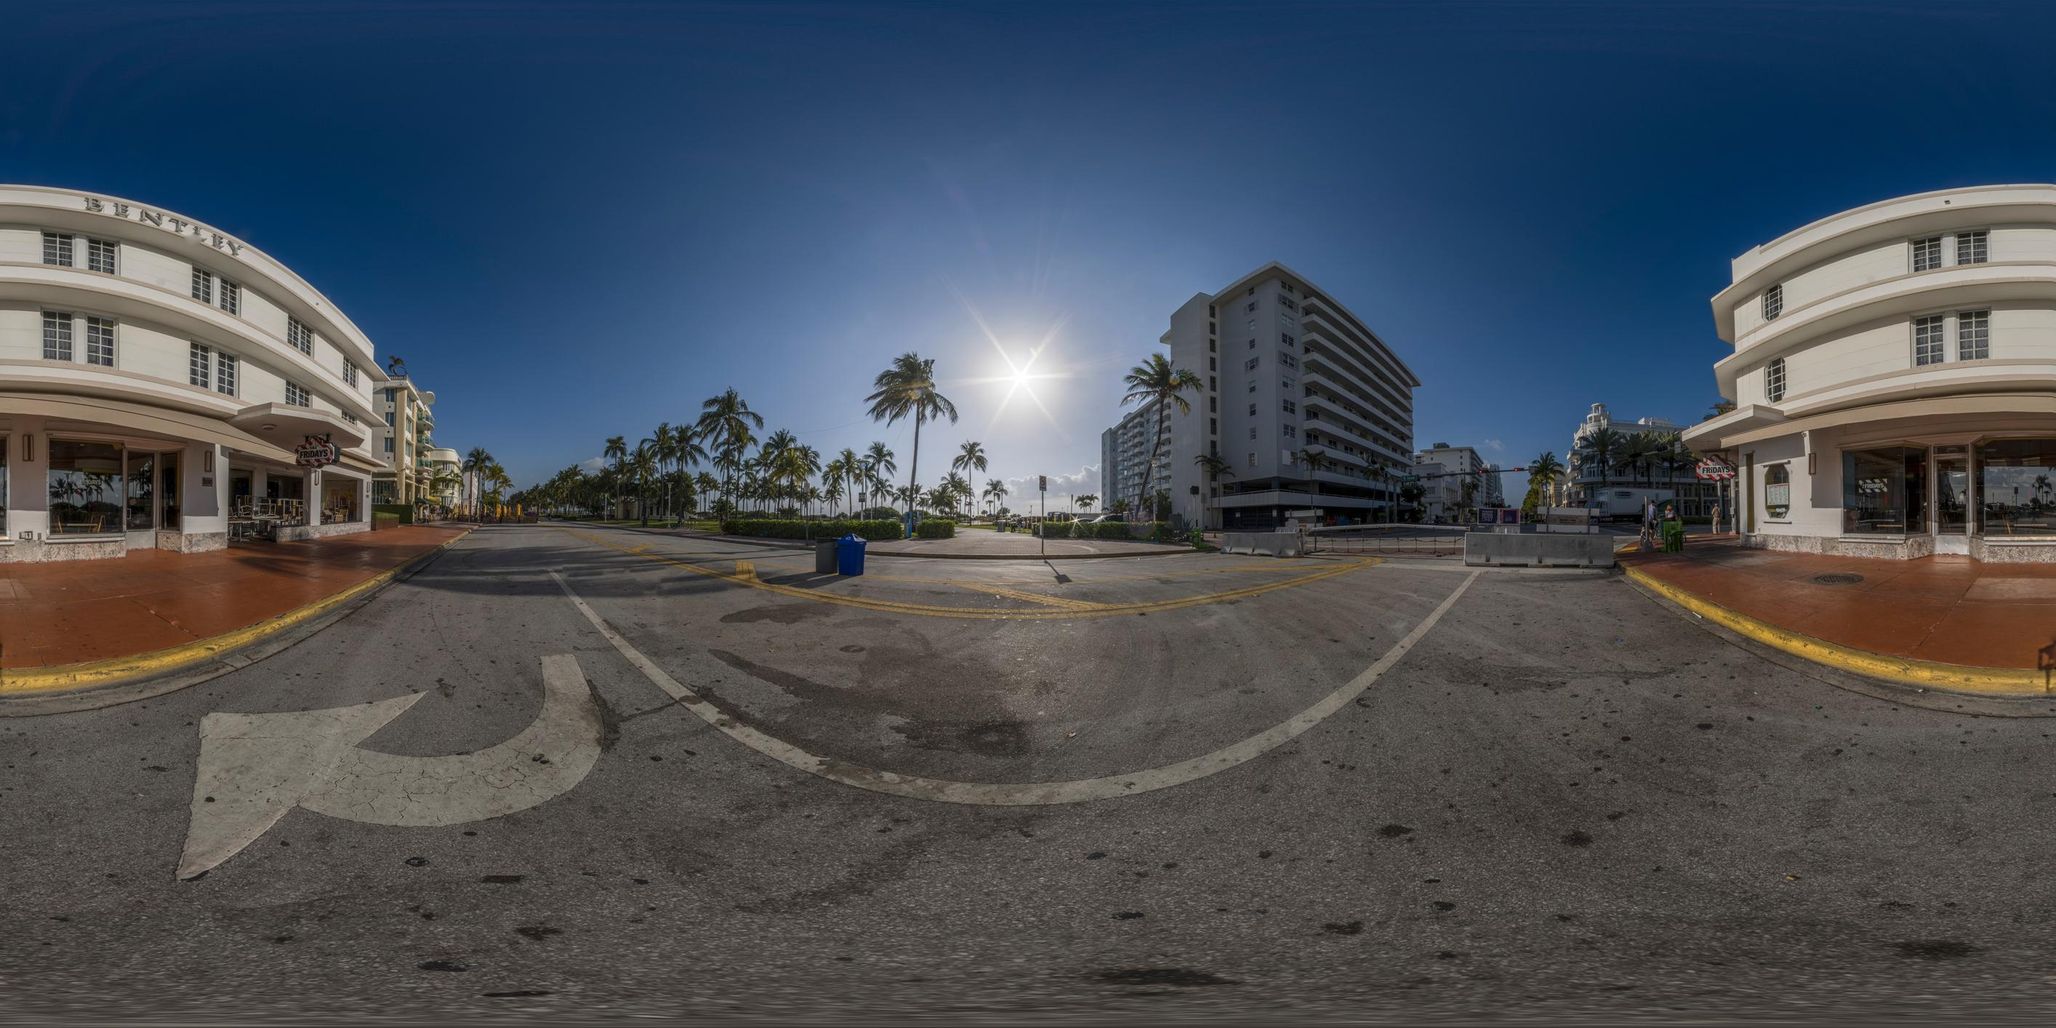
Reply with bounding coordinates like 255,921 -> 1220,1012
5,524 -> 2056,1024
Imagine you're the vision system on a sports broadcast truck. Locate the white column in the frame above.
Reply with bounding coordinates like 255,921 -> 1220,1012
9,417 -> 50,540
307,468 -> 322,527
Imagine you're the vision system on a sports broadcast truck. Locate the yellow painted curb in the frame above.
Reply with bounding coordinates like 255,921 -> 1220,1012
1621,563 -> 2049,697
0,529 -> 469,696
561,527 -> 1376,620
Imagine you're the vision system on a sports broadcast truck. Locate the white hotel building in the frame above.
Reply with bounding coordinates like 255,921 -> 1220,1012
1685,185 -> 2056,561
1140,262 -> 1418,529
0,186 -> 384,561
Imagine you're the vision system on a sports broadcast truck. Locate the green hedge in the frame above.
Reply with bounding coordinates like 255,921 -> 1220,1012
914,519 -> 956,539
722,518 -> 902,541
373,503 -> 414,526
1039,521 -> 1168,540
372,511 -> 401,530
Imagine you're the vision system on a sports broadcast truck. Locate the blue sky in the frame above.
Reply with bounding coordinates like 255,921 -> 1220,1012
8,1 -> 2056,504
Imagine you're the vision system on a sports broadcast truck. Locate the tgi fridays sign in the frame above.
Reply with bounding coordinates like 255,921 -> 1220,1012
1694,455 -> 1738,481
80,195 -> 247,258
295,434 -> 340,468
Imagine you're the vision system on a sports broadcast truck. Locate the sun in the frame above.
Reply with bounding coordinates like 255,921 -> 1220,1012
949,292 -> 1069,429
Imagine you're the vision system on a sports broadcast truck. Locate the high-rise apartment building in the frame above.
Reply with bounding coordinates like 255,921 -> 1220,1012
1133,262 -> 1418,528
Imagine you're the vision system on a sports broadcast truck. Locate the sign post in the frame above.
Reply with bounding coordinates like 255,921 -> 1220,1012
1038,475 -> 1047,556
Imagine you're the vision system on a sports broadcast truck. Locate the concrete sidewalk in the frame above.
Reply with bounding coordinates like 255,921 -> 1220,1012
0,525 -> 466,678
1621,536 -> 2056,677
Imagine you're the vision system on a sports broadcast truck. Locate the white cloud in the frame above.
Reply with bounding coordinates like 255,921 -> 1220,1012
578,456 -> 607,473
1483,438 -> 1505,453
1001,464 -> 1098,496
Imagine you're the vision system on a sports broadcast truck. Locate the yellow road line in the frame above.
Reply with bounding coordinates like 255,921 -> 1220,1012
1622,564 -> 2048,696
560,528 -> 1373,620
0,531 -> 471,695
978,585 -> 1110,611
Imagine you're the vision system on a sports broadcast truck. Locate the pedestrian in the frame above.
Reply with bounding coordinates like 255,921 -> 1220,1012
1638,496 -> 1659,552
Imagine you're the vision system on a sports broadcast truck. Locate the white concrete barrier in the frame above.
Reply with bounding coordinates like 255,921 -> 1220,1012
1463,531 -> 1615,568
1221,531 -> 1304,557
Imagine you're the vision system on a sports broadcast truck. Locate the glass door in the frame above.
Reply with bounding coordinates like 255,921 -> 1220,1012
125,450 -> 156,548
1934,453 -> 1971,554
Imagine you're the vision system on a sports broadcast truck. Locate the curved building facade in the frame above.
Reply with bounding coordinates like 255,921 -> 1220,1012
1685,184 -> 2056,561
0,186 -> 381,561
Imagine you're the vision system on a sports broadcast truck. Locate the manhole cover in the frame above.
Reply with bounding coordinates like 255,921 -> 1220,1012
1813,573 -> 1864,585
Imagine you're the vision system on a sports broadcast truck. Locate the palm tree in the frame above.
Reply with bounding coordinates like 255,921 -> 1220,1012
696,389 -> 763,508
1076,493 -> 1098,514
824,449 -> 862,515
939,472 -> 972,518
1527,450 -> 1564,508
862,442 -> 895,512
983,478 -> 1008,516
626,441 -> 658,525
1295,448 -> 1331,500
461,447 -> 496,517
864,353 -> 957,537
650,422 -> 678,518
1120,353 -> 1202,523
952,440 -> 988,517
1578,426 -> 1627,493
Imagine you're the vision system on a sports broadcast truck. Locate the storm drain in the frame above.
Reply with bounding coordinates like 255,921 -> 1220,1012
1813,573 -> 1865,586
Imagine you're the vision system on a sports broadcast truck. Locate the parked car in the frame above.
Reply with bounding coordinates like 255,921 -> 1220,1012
1086,513 -> 1126,524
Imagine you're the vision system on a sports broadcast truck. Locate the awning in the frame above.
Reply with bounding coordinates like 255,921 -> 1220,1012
0,391 -> 295,462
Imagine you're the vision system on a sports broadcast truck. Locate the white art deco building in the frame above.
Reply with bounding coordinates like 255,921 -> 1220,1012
0,186 -> 383,561
1685,185 -> 2056,561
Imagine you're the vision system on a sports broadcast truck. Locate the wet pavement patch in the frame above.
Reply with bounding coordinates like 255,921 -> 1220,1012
480,874 -> 525,884
720,604 -> 830,624
895,718 -> 1029,757
515,925 -> 562,941
1377,824 -> 1414,838
1561,829 -> 1594,847
1322,920 -> 1365,935
1813,573 -> 1865,586
483,990 -> 555,998
1896,939 -> 1979,960
418,960 -> 469,972
1094,968 -> 1236,987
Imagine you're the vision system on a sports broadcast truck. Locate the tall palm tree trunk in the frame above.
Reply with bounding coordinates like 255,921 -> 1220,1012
904,412 -> 923,538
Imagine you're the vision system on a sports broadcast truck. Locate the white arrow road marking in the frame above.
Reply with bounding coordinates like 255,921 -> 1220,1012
177,654 -> 602,880
551,569 -> 1478,806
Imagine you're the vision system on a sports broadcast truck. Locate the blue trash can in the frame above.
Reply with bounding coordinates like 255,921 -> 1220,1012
835,533 -> 867,576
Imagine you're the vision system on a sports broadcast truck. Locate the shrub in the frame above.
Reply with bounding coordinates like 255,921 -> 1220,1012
914,519 -> 956,540
373,503 -> 414,526
373,511 -> 401,530
1039,520 -> 1073,540
721,518 -> 902,541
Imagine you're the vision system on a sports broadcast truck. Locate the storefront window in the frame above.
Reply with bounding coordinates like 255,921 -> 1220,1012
1842,447 -> 1925,534
1977,439 -> 2056,536
47,440 -> 123,534
1764,463 -> 1791,520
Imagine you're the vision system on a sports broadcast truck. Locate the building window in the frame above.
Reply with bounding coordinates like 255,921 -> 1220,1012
1283,425 -> 1297,438
344,359 -> 359,386
219,279 -> 241,316
1279,296 -> 1298,312
384,388 -> 396,403
384,410 -> 396,427
1247,452 -> 1257,467
287,316 -> 313,355
1245,356 -> 1259,371
1209,396 -> 1216,412
1842,446 -> 1925,535
41,311 -> 73,361
1247,336 -> 1256,349
1913,313 -> 1946,365
41,232 -> 72,266
1764,463 -> 1791,520
285,381 -> 309,407
1279,353 -> 1298,370
1209,417 -> 1216,435
1249,427 -> 1257,439
1762,284 -> 1783,322
215,352 -> 238,396
384,437 -> 395,454
1958,309 -> 1991,360
1245,300 -> 1257,313
192,268 -> 213,304
189,343 -> 212,389
1209,357 -> 1216,371
1764,356 -> 1786,402
1282,399 -> 1297,414
1911,235 -> 1943,272
47,440 -> 124,535
1248,402 -> 1258,416
1209,375 -> 1216,391
84,316 -> 115,367
1978,439 -> 2056,535
1958,230 -> 1989,265
86,238 -> 118,274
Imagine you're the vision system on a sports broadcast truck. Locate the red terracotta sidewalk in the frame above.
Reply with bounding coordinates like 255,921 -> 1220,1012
1621,537 -> 2056,670
0,526 -> 466,670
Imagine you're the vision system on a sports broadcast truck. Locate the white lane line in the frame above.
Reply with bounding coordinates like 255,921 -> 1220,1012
551,569 -> 1480,806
